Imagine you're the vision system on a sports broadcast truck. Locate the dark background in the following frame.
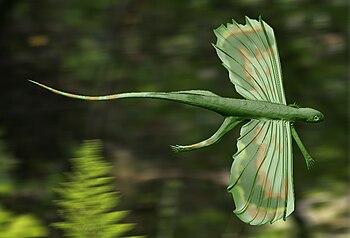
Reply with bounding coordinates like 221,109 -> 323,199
0,0 -> 348,237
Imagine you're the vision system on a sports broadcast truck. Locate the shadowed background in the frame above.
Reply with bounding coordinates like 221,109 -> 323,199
0,0 -> 348,237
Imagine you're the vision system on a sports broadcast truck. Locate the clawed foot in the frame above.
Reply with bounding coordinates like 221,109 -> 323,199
306,156 -> 315,171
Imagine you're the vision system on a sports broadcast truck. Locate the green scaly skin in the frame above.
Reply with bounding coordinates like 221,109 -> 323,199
28,80 -> 324,154
28,80 -> 323,122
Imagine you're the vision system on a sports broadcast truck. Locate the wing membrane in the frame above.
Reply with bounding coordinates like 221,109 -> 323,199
214,17 -> 286,104
228,120 -> 294,225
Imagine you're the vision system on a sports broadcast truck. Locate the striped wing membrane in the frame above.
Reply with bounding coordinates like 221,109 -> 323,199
213,17 -> 294,224
228,120 -> 294,225
214,16 -> 286,104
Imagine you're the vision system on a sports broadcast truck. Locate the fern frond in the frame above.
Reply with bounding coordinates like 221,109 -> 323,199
52,140 -> 145,238
0,208 -> 48,238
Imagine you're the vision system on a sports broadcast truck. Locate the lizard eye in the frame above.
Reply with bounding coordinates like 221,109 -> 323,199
313,115 -> 320,121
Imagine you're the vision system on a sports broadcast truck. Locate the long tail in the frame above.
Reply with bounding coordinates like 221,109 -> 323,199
28,79 -> 230,115
28,79 -> 155,101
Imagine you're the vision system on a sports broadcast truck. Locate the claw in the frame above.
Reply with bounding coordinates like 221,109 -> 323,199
306,156 -> 315,171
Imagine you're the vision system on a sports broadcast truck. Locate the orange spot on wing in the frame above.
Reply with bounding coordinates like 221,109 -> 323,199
247,205 -> 257,218
255,48 -> 264,61
223,26 -> 262,38
255,144 -> 267,169
271,135 -> 276,144
252,125 -> 263,143
265,66 -> 271,77
240,49 -> 254,82
263,180 -> 273,198
265,208 -> 276,221
254,207 -> 267,222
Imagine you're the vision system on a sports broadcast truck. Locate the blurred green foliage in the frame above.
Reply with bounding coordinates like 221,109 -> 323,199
53,140 -> 144,238
0,0 -> 348,237
0,136 -> 15,195
0,137 -> 47,238
0,208 -> 48,238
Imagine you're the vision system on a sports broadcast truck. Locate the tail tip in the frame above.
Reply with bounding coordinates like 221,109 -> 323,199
170,144 -> 187,153
27,79 -> 38,85
170,145 -> 180,153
